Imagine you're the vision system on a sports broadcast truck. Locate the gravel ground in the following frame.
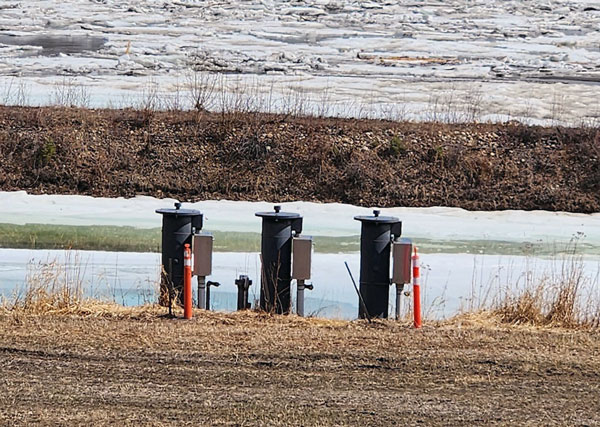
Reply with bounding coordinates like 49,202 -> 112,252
0,309 -> 598,425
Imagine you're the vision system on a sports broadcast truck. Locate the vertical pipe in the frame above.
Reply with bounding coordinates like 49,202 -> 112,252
206,285 -> 211,311
236,278 -> 244,310
160,216 -> 190,303
297,279 -> 305,317
260,220 -> 293,313
156,204 -> 202,305
357,220 -> 392,318
235,275 -> 251,310
197,276 -> 206,309
205,281 -> 220,311
412,247 -> 422,328
183,244 -> 192,319
168,258 -> 173,317
256,207 -> 302,314
395,284 -> 403,320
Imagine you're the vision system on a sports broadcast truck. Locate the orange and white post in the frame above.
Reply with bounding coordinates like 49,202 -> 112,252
412,246 -> 422,328
183,243 -> 193,320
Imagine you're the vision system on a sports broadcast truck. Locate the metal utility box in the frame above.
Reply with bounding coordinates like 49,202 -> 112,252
255,205 -> 303,314
354,210 -> 402,319
292,236 -> 312,280
392,239 -> 412,284
155,202 -> 203,305
192,233 -> 213,277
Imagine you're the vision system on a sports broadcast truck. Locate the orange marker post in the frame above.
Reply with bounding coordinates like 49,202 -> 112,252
183,243 -> 193,320
412,246 -> 422,328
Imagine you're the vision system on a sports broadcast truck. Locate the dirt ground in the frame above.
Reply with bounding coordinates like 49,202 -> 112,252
0,309 -> 598,426
0,106 -> 598,213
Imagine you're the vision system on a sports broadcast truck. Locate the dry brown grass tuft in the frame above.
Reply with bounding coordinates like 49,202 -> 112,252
0,257 -> 161,319
488,252 -> 599,329
2,258 -> 86,315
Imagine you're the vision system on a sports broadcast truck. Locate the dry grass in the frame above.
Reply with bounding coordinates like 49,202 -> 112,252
1,304 -> 599,425
0,256 -> 160,319
490,252 -> 599,329
1,260 -> 599,425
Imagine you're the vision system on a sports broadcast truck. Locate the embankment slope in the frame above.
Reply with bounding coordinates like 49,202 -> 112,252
0,106 -> 598,212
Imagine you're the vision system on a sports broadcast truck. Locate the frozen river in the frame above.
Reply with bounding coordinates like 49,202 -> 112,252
1,0 -> 600,124
0,192 -> 598,319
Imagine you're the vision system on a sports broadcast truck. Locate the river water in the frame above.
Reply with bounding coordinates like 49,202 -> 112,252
1,191 -> 598,319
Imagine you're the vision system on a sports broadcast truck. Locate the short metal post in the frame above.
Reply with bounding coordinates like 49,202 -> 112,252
235,275 -> 252,310
297,279 -> 305,317
395,284 -> 404,320
197,276 -> 206,309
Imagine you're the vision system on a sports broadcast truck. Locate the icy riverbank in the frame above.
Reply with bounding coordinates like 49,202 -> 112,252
1,191 -> 598,318
1,192 -> 599,254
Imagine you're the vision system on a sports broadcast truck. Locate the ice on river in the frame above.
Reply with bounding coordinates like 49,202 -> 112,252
1,1 -> 600,124
1,191 -> 600,254
0,191 -> 600,254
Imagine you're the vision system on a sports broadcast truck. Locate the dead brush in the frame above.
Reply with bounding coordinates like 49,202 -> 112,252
0,255 -> 161,318
492,251 -> 599,329
6,258 -> 87,315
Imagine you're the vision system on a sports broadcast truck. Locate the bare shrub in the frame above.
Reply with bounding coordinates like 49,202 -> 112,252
136,79 -> 160,112
50,77 -> 91,108
186,69 -> 218,111
1,78 -> 31,106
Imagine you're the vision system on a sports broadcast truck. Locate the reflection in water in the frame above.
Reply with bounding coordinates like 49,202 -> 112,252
2,223 -> 596,256
0,34 -> 106,56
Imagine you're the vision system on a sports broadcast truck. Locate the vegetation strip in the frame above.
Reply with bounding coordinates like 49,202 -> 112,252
2,223 -> 591,255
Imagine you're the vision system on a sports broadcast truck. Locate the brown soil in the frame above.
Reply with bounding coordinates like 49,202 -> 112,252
0,106 -> 598,212
0,310 -> 598,426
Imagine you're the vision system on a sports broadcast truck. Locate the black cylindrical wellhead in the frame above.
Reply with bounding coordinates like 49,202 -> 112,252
255,205 -> 303,314
156,203 -> 203,305
354,210 -> 402,319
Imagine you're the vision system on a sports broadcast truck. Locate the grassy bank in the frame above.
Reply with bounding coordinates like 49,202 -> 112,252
0,106 -> 598,213
3,222 -> 598,255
